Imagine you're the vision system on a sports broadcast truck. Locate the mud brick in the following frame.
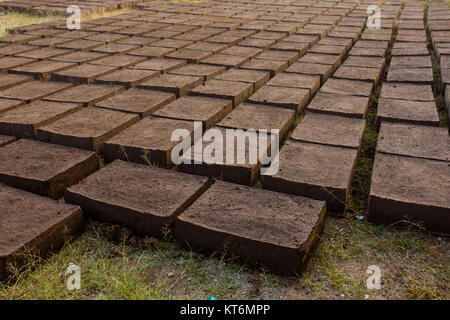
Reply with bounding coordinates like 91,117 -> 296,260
239,37 -> 277,49
184,42 -> 229,54
127,45 -> 176,58
151,39 -> 194,49
0,56 -> 35,71
51,64 -> 117,84
90,43 -> 140,55
0,139 -> 98,199
377,122 -> 449,161
9,60 -> 75,80
361,31 -> 392,41
36,107 -> 139,152
343,56 -> 386,69
220,46 -> 263,58
263,140 -> 358,213
153,96 -> 232,129
308,92 -> 369,118
15,47 -> 71,60
165,48 -> 214,63
200,54 -> 250,68
56,39 -> 104,51
207,35 -> 243,46
49,51 -> 107,64
44,84 -> 124,106
89,54 -> 147,68
391,43 -> 428,56
55,31 -> 100,40
319,36 -> 353,51
116,36 -> 160,46
190,79 -> 253,106
309,44 -> 347,58
65,160 -> 208,238
368,153 -> 450,234
257,50 -> 299,65
0,100 -> 83,139
380,83 -> 434,101
267,73 -> 320,95
0,98 -> 25,115
217,103 -> 295,141
240,58 -> 288,77
0,135 -> 15,147
178,127 -> 270,185
26,37 -> 72,48
290,113 -> 365,149
271,41 -> 309,55
0,81 -> 72,102
175,180 -> 326,274
248,85 -> 310,112
321,78 -> 373,97
286,61 -> 333,84
215,69 -> 270,91
390,55 -> 432,68
251,31 -> 287,41
168,64 -> 226,81
376,97 -> 439,126
334,66 -> 382,85
348,46 -> 386,57
94,69 -> 159,88
387,67 -> 433,84
354,40 -> 389,50
0,44 -> 35,56
0,184 -> 83,278
298,53 -> 341,71
0,34 -> 40,44
137,73 -> 203,97
103,116 -> 194,167
95,88 -> 175,118
0,73 -> 33,90
85,33 -> 129,43
131,58 -> 186,72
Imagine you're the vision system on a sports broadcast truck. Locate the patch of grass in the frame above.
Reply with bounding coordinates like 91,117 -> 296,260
0,219 -> 448,300
0,12 -> 63,37
0,7 -> 131,37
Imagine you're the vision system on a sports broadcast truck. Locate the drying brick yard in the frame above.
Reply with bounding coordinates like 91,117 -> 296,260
0,0 -> 448,300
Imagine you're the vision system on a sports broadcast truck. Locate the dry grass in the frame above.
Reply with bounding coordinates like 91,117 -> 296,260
0,7 -> 131,37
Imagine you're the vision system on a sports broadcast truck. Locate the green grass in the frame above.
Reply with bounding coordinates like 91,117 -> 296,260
0,219 -> 448,300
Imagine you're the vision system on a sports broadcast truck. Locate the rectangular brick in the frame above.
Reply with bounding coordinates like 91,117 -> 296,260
103,116 -> 194,168
36,107 -> 139,152
175,181 -> 326,274
95,88 -> 176,118
44,84 -> 124,106
0,184 -> 83,278
263,140 -> 359,213
0,100 -> 83,139
190,79 -> 253,106
369,153 -> 450,234
65,159 -> 208,238
0,139 -> 98,199
248,85 -> 310,112
290,112 -> 366,149
377,122 -> 449,161
153,96 -> 232,129
138,73 -> 203,97
51,63 -> 117,84
376,97 -> 439,126
0,81 -> 73,102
